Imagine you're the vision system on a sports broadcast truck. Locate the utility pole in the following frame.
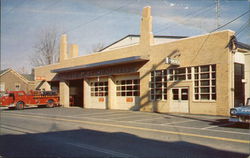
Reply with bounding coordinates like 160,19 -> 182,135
216,0 -> 220,28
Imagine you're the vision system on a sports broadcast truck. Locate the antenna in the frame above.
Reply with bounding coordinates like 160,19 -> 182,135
216,0 -> 221,28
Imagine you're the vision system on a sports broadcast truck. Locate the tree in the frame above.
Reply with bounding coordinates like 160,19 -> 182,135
91,42 -> 105,53
30,28 -> 60,67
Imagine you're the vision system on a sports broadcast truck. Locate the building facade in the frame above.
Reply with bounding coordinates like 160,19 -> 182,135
34,6 -> 250,115
0,68 -> 35,93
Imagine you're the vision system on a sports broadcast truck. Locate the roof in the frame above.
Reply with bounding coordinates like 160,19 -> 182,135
21,74 -> 35,81
52,56 -> 149,73
0,69 -> 10,75
99,34 -> 187,52
237,42 -> 250,50
0,68 -> 35,83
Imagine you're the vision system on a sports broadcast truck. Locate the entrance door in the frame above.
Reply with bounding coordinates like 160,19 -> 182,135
170,87 -> 189,113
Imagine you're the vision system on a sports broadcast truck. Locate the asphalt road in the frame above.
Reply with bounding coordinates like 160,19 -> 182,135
0,107 -> 249,158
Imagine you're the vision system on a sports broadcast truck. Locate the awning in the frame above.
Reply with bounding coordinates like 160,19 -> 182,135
51,56 -> 149,73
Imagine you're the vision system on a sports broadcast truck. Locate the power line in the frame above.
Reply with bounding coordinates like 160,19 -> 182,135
155,2 -> 216,34
64,1 -> 132,34
210,9 -> 250,32
3,0 -> 27,16
235,19 -> 250,37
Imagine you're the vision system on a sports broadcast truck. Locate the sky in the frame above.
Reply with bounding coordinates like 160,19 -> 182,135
1,0 -> 250,73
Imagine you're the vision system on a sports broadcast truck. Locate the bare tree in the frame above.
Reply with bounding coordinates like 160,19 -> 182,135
30,28 -> 60,67
91,42 -> 105,53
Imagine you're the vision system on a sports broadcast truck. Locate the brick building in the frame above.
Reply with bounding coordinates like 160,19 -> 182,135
0,68 -> 35,93
34,6 -> 250,116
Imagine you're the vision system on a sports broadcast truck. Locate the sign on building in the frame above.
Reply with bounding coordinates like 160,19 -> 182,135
165,57 -> 180,66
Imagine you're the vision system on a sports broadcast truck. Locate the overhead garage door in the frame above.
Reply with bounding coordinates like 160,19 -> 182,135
88,79 -> 108,109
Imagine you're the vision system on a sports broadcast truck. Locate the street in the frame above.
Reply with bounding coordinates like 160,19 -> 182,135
0,107 -> 249,158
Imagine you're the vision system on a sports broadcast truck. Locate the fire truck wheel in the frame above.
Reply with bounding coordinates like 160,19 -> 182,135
16,102 -> 24,110
46,100 -> 54,108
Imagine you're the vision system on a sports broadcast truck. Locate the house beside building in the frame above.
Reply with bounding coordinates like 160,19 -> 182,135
0,68 -> 35,93
34,6 -> 250,116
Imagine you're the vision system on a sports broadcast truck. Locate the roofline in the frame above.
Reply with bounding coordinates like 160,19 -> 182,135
51,56 -> 149,73
99,34 -> 188,52
0,68 -> 34,84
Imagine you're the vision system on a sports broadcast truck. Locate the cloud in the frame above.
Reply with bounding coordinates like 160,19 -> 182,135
170,3 -> 175,7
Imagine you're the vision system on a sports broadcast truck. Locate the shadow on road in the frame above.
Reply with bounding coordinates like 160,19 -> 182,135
0,127 -> 247,158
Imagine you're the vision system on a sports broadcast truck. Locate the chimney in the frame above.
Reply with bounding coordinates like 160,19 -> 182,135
69,44 -> 79,58
59,34 -> 68,62
139,6 -> 154,46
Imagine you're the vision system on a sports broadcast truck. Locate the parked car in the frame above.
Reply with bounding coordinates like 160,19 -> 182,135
229,98 -> 250,123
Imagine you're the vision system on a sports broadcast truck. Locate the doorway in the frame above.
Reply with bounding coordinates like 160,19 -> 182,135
69,79 -> 83,107
170,87 -> 189,113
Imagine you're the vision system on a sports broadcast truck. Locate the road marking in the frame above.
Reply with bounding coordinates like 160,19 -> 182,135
5,113 -> 250,144
67,142 -> 136,158
133,117 -> 164,122
0,124 -> 36,134
109,114 -> 149,120
74,111 -> 119,117
201,123 -> 236,130
3,112 -> 250,136
162,119 -> 197,125
93,112 -> 134,118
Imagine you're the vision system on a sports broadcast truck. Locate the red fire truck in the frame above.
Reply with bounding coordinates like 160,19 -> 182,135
0,90 -> 60,110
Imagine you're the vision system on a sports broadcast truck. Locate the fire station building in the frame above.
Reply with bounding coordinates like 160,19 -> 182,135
34,6 -> 250,116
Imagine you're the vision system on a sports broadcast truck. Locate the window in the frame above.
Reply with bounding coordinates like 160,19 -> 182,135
15,83 -> 20,91
194,65 -> 216,100
168,67 -> 191,81
90,81 -> 108,97
150,70 -> 167,101
116,79 -> 140,96
0,82 -> 5,91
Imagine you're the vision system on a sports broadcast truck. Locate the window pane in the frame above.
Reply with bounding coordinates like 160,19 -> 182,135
212,94 -> 216,100
117,92 -> 121,96
200,73 -> 209,79
156,77 -> 162,82
200,87 -> 209,93
195,81 -> 199,86
127,86 -> 133,90
195,88 -> 199,93
134,80 -> 139,84
195,94 -> 199,100
156,95 -> 162,100
195,67 -> 199,73
201,94 -> 210,100
169,69 -> 173,74
134,85 -> 139,90
182,95 -> 188,100
173,95 -> 179,100
126,80 -> 132,84
212,80 -> 216,85
127,92 -> 132,96
200,80 -> 209,86
195,74 -> 199,79
212,87 -> 216,93
155,71 -> 162,76
175,68 -> 185,74
134,91 -> 140,96
156,83 -> 162,88
200,66 -> 209,72
212,65 -> 216,71
212,73 -> 216,79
